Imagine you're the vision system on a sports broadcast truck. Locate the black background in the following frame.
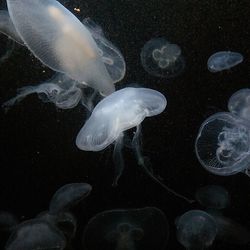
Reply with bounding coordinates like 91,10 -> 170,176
0,0 -> 250,249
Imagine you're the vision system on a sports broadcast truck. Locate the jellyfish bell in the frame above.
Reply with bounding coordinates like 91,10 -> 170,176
228,88 -> 250,121
195,185 -> 230,210
6,0 -> 115,96
140,37 -> 185,78
82,207 -> 169,250
195,112 -> 250,176
176,210 -> 218,250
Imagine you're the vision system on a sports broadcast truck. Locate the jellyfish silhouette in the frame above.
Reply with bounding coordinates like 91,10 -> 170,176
176,210 -> 218,250
76,87 -> 193,203
82,207 -> 169,250
141,37 -> 185,78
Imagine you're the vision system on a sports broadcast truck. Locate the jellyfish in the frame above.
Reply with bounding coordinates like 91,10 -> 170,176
76,87 -> 193,203
140,37 -> 185,78
176,210 -> 218,250
195,185 -> 230,210
207,51 -> 243,72
82,207 -> 169,250
207,210 -> 250,246
5,219 -> 66,250
195,112 -> 250,176
228,88 -> 250,121
6,0 -> 123,96
49,183 -> 92,214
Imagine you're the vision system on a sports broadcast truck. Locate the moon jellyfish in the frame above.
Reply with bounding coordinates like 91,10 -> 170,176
49,183 -> 92,214
195,185 -> 230,210
5,219 -> 66,250
228,88 -> 250,121
208,210 -> 250,246
82,207 -> 169,250
76,87 -> 193,203
6,0 -> 117,96
195,112 -> 250,176
207,51 -> 243,72
140,37 -> 185,78
176,210 -> 218,250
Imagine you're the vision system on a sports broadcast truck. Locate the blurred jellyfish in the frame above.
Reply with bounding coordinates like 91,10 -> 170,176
5,219 -> 66,250
76,87 -> 193,203
6,0 -> 125,95
208,210 -> 250,246
176,210 -> 218,250
49,183 -> 92,214
195,112 -> 250,177
228,88 -> 250,121
195,185 -> 230,210
140,37 -> 185,78
82,207 -> 169,250
207,51 -> 243,72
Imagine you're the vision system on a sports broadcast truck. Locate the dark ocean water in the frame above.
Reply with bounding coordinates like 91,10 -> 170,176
0,0 -> 250,249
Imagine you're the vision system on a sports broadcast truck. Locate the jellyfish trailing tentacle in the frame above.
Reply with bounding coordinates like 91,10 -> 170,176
112,132 -> 125,186
132,124 -> 195,204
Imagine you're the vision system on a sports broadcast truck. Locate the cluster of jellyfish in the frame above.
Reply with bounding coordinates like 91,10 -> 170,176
0,0 -> 249,249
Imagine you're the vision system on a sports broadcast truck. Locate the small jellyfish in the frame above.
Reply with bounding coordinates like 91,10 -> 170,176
5,219 -> 66,250
195,185 -> 230,210
82,207 -> 169,250
140,37 -> 185,78
228,88 -> 250,121
208,210 -> 250,246
176,210 -> 218,250
6,0 -> 121,95
49,183 -> 92,214
207,51 -> 243,72
195,112 -> 250,176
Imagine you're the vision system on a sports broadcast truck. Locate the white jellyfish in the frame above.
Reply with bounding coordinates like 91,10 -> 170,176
76,87 -> 193,203
195,112 -> 250,176
6,0 -> 125,95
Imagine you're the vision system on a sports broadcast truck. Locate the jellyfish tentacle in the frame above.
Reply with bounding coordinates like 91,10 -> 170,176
112,133 -> 125,186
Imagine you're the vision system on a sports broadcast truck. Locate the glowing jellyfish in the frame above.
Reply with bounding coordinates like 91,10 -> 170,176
195,185 -> 230,210
228,88 -> 250,121
49,183 -> 92,214
140,37 -> 185,78
76,87 -> 193,203
6,0 -> 119,96
5,219 -> 66,250
176,210 -> 218,250
207,51 -> 243,72
195,112 -> 250,177
82,207 -> 169,250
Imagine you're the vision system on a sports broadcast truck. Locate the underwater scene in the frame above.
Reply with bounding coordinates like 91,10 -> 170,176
0,0 -> 250,249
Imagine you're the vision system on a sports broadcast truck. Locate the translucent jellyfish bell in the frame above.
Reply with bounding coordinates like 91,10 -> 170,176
140,37 -> 185,78
82,207 -> 169,250
207,51 -> 243,72
195,185 -> 230,210
195,112 -> 250,176
228,88 -> 250,121
176,210 -> 218,250
6,0 -> 115,95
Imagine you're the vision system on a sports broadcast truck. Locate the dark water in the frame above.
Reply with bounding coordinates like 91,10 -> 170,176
0,0 -> 250,249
